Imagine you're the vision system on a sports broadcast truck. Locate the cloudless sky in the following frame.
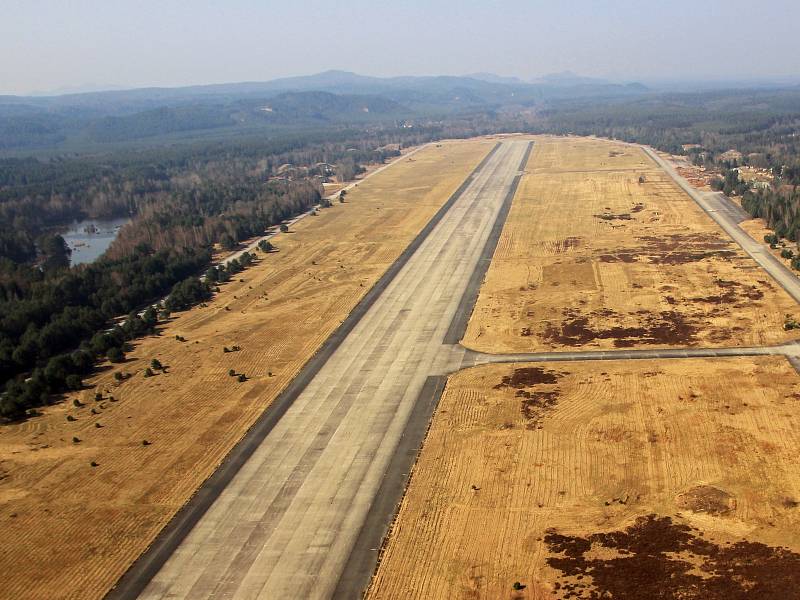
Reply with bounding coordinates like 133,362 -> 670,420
1,0 -> 799,95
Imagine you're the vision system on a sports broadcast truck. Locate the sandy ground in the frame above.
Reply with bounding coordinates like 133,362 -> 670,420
367,358 -> 800,599
0,139 -> 493,600
462,137 -> 799,353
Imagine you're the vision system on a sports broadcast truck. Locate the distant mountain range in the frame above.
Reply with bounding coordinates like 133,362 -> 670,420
0,70 -> 649,153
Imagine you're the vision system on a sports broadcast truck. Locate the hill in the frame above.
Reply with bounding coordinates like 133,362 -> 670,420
0,70 -> 649,153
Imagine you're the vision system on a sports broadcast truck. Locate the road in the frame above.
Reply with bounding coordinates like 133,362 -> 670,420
133,141 -> 532,599
643,146 -> 800,304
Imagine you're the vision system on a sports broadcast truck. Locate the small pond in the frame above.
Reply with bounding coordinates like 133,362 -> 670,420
62,217 -> 131,265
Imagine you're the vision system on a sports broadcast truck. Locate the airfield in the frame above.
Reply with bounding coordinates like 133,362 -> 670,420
2,135 -> 800,599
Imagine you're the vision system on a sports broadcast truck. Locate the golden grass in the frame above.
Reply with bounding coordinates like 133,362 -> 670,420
462,137 -> 799,353
740,217 -> 798,271
0,139 -> 493,600
367,357 -> 800,599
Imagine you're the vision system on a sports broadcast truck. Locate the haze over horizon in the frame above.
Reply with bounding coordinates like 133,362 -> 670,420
2,0 -> 799,96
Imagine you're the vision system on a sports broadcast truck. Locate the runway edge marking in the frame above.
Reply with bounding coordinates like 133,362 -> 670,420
105,142 -> 501,600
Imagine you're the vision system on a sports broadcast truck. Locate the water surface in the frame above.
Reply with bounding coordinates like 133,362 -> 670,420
63,217 -> 131,265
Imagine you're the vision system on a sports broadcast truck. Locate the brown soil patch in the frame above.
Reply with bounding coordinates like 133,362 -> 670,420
462,137 -> 799,352
367,357 -> 800,599
544,309 -> 697,347
0,139 -> 495,600
676,485 -> 736,515
545,514 -> 800,599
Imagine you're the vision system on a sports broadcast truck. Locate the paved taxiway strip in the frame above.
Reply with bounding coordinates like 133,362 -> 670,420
136,141 -> 532,599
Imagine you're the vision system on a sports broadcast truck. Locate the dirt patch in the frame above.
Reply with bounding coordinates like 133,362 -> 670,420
543,309 -> 697,347
594,211 -> 632,221
518,391 -> 560,427
555,237 -> 582,253
545,514 -> 800,599
495,367 -> 563,388
676,485 -> 736,515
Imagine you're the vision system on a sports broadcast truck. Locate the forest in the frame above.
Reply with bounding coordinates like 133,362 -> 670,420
0,116 -> 513,419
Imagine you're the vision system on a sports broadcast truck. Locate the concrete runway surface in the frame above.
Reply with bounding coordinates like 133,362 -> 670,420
134,141 -> 532,599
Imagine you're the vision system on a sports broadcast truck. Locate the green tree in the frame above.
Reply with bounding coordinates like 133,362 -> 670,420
107,347 -> 125,363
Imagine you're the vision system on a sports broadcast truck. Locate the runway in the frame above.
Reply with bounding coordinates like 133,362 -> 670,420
115,137 -> 800,600
132,140 -> 532,599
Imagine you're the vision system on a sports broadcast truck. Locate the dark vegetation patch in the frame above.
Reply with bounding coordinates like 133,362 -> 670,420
689,279 -> 765,305
544,514 -> 800,599
554,237 -> 582,253
598,252 -> 637,263
594,212 -> 632,221
517,391 -> 559,428
495,367 -> 563,389
676,485 -> 736,516
597,233 -> 738,265
495,367 -> 565,428
639,233 -> 737,265
593,203 -> 644,222
543,309 -> 697,347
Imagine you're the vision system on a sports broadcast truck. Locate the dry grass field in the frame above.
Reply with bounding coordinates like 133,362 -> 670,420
368,358 -> 800,599
740,217 -> 798,271
0,139 -> 493,600
462,137 -> 799,353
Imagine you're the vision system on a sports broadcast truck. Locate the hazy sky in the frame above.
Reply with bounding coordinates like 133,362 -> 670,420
2,0 -> 799,95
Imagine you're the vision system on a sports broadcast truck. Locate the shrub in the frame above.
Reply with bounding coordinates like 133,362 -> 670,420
237,374 -> 247,382
144,367 -> 154,377
107,347 -> 125,363
151,358 -> 162,370
228,369 -> 236,377
279,224 -> 289,233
